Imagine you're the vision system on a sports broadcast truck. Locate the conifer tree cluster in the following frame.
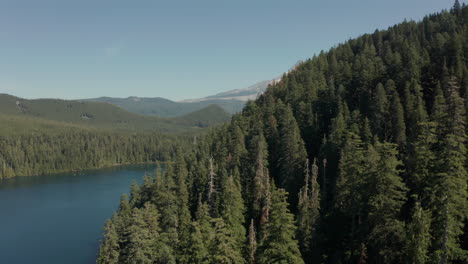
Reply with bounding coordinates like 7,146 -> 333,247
0,130 -> 182,179
99,3 -> 467,263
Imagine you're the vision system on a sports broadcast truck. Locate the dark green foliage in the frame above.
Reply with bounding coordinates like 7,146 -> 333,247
257,188 -> 304,264
275,102 -> 308,205
210,218 -> 246,264
387,80 -> 407,146
125,203 -> 166,264
297,159 -> 320,262
0,120 -> 185,179
405,201 -> 432,264
430,77 -> 467,263
221,174 -> 246,248
97,220 -> 120,264
183,222 -> 210,264
367,142 -> 407,263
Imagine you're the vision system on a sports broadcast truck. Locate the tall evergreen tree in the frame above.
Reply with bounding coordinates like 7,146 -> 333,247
248,219 -> 257,264
335,133 -> 367,255
276,102 -> 308,206
125,203 -> 164,264
97,219 -> 120,264
367,142 -> 407,264
386,80 -> 407,146
297,159 -> 321,262
250,133 -> 270,224
257,187 -> 304,264
405,201 -> 432,264
431,77 -> 467,264
221,173 -> 246,249
406,122 -> 437,205
210,218 -> 246,264
183,222 -> 210,264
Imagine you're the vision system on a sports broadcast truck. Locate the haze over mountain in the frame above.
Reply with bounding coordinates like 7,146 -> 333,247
182,79 -> 277,102
84,79 -> 275,117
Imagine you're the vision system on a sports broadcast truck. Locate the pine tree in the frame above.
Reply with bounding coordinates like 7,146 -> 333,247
183,222 -> 210,264
386,80 -> 406,146
248,219 -> 257,264
125,203 -> 162,264
207,156 -> 217,215
251,133 -> 270,223
221,173 -> 246,249
297,159 -> 320,262
406,122 -> 437,205
371,82 -> 388,140
227,123 -> 248,169
129,180 -> 141,207
276,102 -> 308,206
118,193 -> 131,214
329,99 -> 347,145
151,167 -> 180,253
405,201 -> 431,264
360,117 -> 373,143
97,219 -> 120,264
367,142 -> 407,264
335,133 -> 367,246
210,218 -> 246,264
257,187 -> 304,264
173,155 -> 193,261
405,79 -> 428,141
195,198 -> 214,243
431,76 -> 467,264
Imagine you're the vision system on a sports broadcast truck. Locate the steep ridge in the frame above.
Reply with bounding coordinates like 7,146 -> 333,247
98,5 -> 467,264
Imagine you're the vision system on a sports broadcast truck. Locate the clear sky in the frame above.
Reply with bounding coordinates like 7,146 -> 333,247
0,0 -> 463,101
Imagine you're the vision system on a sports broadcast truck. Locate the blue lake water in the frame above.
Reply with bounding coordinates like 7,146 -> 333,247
0,164 -> 158,264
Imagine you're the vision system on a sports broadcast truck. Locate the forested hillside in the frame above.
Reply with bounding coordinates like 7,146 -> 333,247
0,114 -> 188,179
173,105 -> 231,128
98,4 -> 467,264
0,95 -> 230,179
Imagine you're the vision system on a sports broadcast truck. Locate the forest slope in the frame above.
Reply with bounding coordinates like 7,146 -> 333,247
99,4 -> 467,264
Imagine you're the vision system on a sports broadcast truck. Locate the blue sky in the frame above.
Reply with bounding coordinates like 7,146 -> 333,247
0,0 -> 463,101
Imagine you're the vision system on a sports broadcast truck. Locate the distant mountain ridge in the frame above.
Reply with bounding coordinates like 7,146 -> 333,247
0,94 -> 230,133
182,79 -> 278,103
84,96 -> 244,118
84,79 -> 276,117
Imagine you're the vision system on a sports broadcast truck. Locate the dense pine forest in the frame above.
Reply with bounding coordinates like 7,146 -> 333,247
0,130 -> 183,179
98,4 -> 467,264
0,114 -> 190,179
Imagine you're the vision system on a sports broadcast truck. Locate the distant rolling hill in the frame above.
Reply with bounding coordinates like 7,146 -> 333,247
0,94 -> 230,134
84,96 -> 245,118
173,104 -> 231,128
84,79 -> 276,117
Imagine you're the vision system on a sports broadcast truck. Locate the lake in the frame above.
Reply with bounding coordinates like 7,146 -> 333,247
0,164 -> 158,264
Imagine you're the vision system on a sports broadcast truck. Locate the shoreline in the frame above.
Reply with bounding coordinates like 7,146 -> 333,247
0,161 -> 171,181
